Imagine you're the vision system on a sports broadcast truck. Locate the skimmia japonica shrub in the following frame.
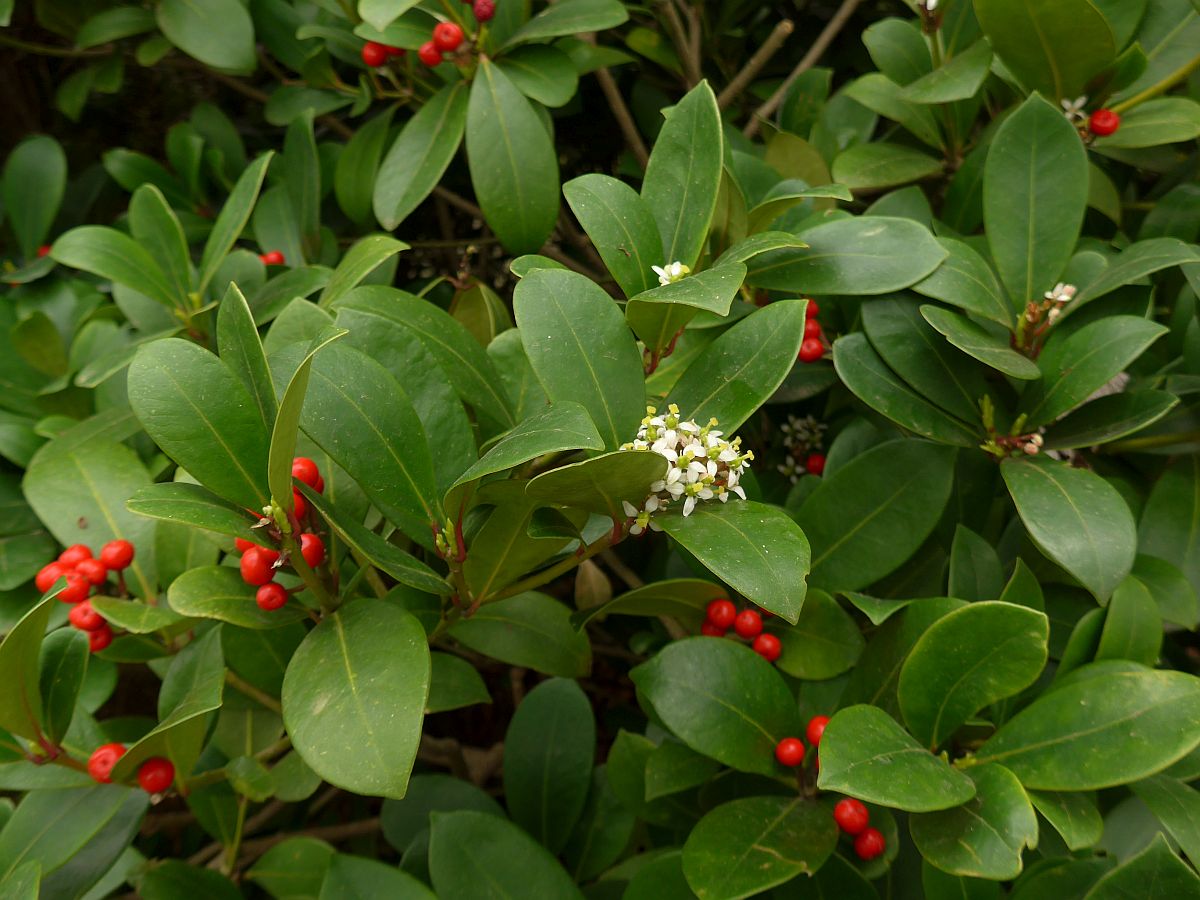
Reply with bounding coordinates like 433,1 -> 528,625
2,0 -> 1200,896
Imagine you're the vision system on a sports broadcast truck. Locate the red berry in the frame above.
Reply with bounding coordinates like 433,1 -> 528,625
58,544 -> 92,567
75,558 -> 108,586
854,827 -> 886,861
260,250 -> 285,266
418,41 -> 443,66
35,562 -> 68,593
137,757 -> 175,793
804,299 -> 819,318
806,715 -> 830,747
87,742 -> 126,783
775,737 -> 805,767
256,582 -> 289,611
234,538 -> 255,554
99,539 -> 135,571
752,632 -> 782,662
291,457 -> 321,489
806,452 -> 826,476
706,598 -> 737,630
293,489 -> 308,519
798,338 -> 824,363
37,245 -> 52,258
89,624 -> 113,653
240,547 -> 278,586
69,600 -> 105,632
58,573 -> 91,604
733,608 -> 763,639
473,0 -> 495,22
804,318 -> 822,339
384,45 -> 405,57
1088,108 -> 1120,137
433,22 -> 465,52
833,798 -> 870,835
314,474 -> 325,493
300,532 -> 326,568
361,41 -> 389,67
700,622 -> 726,637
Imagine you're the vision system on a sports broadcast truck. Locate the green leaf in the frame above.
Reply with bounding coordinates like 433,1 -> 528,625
526,450 -> 667,524
282,599 -> 429,799
319,854 -> 436,899
921,305 -> 1042,379
571,578 -> 727,630
357,0 -> 422,32
449,592 -> 592,677
1095,577 -> 1162,665
655,501 -> 810,624
643,742 -> 721,800
626,264 -> 747,354
1140,457 -> 1200,600
817,705 -> 977,811
1028,789 -> 1103,850
899,602 -> 1049,749
283,113 -> 320,262
467,59 -> 558,254
167,566 -> 308,629
427,653 -> 489,713
428,811 -> 584,900
380,773 -> 504,852
974,0 -> 1116,99
668,299 -> 806,432
1072,238 -> 1200,308
1131,774 -> 1200,868
746,216 -> 948,294
246,836 -> 334,897
37,629 -> 88,744
497,44 -> 579,108
374,83 -> 468,231
0,862 -> 38,900
843,74 -> 942,149
51,226 -> 178,309
76,6 -> 157,48
335,109 -> 394,226
503,678 -> 594,852
950,525 -> 1004,601
1084,833 -> 1200,898
0,596 -> 55,742
198,153 -> 273,294
901,39 -> 993,103
640,81 -> 722,270
128,184 -> 191,307
562,765 -> 636,881
798,439 -> 957,591
126,482 -> 262,545
832,142 -> 944,190
974,665 -> 1200,789
1002,456 -> 1136,601
156,0 -> 256,72
911,764 -> 1038,880
91,597 -> 189,634
3,135 -> 66,260
129,338 -> 271,510
772,589 -> 864,679
563,173 -> 663,298
863,17 -> 931,83
217,282 -> 277,435
502,0 -> 628,47
1094,97 -> 1200,148
514,268 -> 644,450
12,313 -> 66,378
1132,554 -> 1198,630
1043,391 -> 1179,450
630,637 -> 801,776
984,94 -> 1089,307
682,797 -> 838,899
912,237 -> 1014,327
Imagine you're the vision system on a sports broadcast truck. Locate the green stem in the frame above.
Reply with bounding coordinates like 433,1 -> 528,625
1111,54 -> 1200,114
0,34 -> 112,57
225,670 -> 283,715
222,797 -> 249,875
284,532 -> 337,614
1103,430 -> 1200,453
488,527 -> 625,604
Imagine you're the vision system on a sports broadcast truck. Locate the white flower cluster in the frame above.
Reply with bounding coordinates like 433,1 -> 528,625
620,404 -> 753,533
779,413 -> 826,452
652,261 -> 690,286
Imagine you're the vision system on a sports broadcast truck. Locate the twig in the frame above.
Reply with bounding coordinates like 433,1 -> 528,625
225,670 -> 283,715
537,242 -> 611,283
744,0 -> 864,138
659,0 -> 701,87
593,67 -> 650,168
598,549 -> 644,590
433,185 -> 484,220
717,20 -> 795,110
0,34 -> 112,57
231,817 -> 382,871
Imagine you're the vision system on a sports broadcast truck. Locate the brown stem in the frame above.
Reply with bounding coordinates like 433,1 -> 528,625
659,0 -> 701,87
592,67 -> 650,168
717,20 -> 795,110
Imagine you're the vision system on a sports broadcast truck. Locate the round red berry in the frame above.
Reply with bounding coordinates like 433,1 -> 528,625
804,318 -> 822,339
753,632 -> 782,662
733,608 -> 763,639
1088,108 -> 1120,137
798,337 -> 824,363
59,544 -> 92,567
75,558 -> 108,585
806,715 -> 830,747
805,299 -> 819,318
291,457 -> 321,489
87,742 -> 126,783
433,22 -> 464,52
775,737 -> 805,767
37,245 -> 52,258
58,573 -> 91,604
833,797 -> 870,835
385,45 -> 405,57
418,41 -> 443,66
300,532 -> 326,568
806,452 -> 826,476
35,562 -> 69,594
700,622 -> 727,637
234,538 -> 254,554
99,539 -> 135,571
240,547 -> 278,586
361,41 -> 388,67
473,0 -> 495,22
706,598 -> 737,630
314,474 -> 325,493
293,489 -> 308,519
256,583 -> 289,611
69,600 -> 105,632
89,624 -> 113,653
137,757 -> 175,793
854,827 -> 886,861
260,250 -> 285,266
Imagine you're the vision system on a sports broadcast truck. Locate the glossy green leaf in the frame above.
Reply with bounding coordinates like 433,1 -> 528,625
379,773 -> 504,853
1140,457 -> 1200,600
1002,456 -> 1136,601
526,450 -> 667,520
655,501 -> 810,624
282,599 -> 429,799
127,184 -> 190,307
357,0 -> 422,31
502,0 -> 628,48
843,74 -> 942,148
126,482 -> 262,545
1132,554 -> 1198,629
816,704 -> 976,811
1095,577 -> 1162,665
335,108 -> 393,226
921,305 -> 1043,379
246,836 -> 334,897
643,741 -> 720,800
911,764 -> 1038,880
563,173 -> 663,298
562,765 -> 636,881
1028,789 -> 1103,850
198,153 -> 273,293
449,592 -> 592,677
571,578 -> 727,630
912,238 -> 1014,327
773,589 -> 864,679
682,797 -> 838,899
156,0 -> 256,72
630,637 -> 801,776
51,226 -> 177,309
217,282 -> 276,435
318,236 -> 408,308
949,525 -> 1004,601
1043,391 -> 1179,449
625,263 -> 746,354
900,602 -> 1049,748
3,135 -> 66,260
1084,833 -> 1200,898
832,142 -> 943,190
901,39 -> 993,103
1094,98 -> 1200,148
37,629 -> 87,744
1131,774 -> 1200,868
318,854 -> 436,900
167,566 -> 308,629
0,596 -> 55,742
91,597 -> 189,634
427,652 -> 489,713
497,44 -> 578,107
1071,237 -> 1200,308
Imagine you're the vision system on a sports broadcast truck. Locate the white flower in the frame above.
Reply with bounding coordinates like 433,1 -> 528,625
652,261 -> 691,286
1061,96 -> 1088,125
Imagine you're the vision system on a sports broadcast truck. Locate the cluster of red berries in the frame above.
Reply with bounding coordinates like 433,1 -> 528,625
417,22 -> 465,67
259,250 -> 285,266
360,40 -> 406,67
1088,109 -> 1120,137
798,299 -> 825,364
88,743 -> 174,794
701,599 -> 781,662
35,540 -> 135,653
774,717 -> 886,861
235,457 -> 327,611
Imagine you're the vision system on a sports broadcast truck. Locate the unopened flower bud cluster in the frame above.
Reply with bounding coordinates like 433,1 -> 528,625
1038,282 -> 1077,325
620,404 -> 753,533
777,414 -> 826,484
